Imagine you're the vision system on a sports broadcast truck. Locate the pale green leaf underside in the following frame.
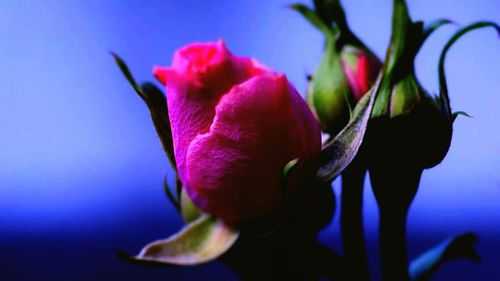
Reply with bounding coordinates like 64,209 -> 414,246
317,74 -> 382,181
134,215 -> 239,265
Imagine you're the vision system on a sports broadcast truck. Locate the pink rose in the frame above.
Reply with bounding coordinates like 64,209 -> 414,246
153,40 -> 321,223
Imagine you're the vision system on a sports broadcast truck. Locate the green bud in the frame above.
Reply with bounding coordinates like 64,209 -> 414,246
292,1 -> 381,136
366,0 -> 453,170
367,2 -> 498,171
308,37 -> 354,135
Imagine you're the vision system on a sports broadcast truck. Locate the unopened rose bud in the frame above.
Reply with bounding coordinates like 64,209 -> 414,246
341,45 -> 382,102
293,2 -> 381,135
366,3 -> 457,170
368,73 -> 450,169
154,40 -> 321,224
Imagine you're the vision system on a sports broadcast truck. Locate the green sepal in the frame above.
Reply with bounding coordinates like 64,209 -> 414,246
372,0 -> 416,117
385,0 -> 413,75
111,53 -> 176,169
163,176 -> 180,211
282,159 -> 298,186
422,19 -> 454,42
313,0 -> 337,27
438,21 -> 500,118
388,75 -> 422,117
310,37 -> 353,134
410,232 -> 479,281
127,215 -> 239,266
180,187 -> 203,223
289,3 -> 337,38
451,111 -> 472,123
317,73 -> 381,181
373,1 -> 450,118
313,0 -> 352,36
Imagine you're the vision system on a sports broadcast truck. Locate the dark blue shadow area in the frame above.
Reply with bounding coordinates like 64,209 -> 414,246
2,213 -> 499,280
1,0 -> 499,280
0,213 -> 236,280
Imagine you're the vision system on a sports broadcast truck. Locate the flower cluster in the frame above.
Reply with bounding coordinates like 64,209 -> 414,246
112,0 -> 498,279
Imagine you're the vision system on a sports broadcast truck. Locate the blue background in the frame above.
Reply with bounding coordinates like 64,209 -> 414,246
0,0 -> 498,280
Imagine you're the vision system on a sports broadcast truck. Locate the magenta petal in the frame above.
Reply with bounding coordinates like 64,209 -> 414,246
153,66 -> 170,86
185,74 -> 320,222
154,41 -> 321,223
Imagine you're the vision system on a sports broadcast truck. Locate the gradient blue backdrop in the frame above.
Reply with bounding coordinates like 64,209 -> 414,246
1,0 -> 499,280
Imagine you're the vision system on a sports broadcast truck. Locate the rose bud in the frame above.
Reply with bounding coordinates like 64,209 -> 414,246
153,40 -> 321,224
293,1 -> 381,135
366,4 -> 450,170
363,1 -> 498,279
340,46 -> 381,102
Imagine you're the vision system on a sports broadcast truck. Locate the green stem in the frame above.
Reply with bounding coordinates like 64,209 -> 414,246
379,206 -> 410,281
341,157 -> 370,281
222,227 -> 342,280
370,165 -> 422,281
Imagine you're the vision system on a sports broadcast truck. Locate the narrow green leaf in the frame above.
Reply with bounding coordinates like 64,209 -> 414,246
111,53 -> 176,168
317,74 -> 382,181
110,52 -> 142,97
289,3 -> 337,38
452,111 -> 472,123
439,21 -> 500,118
410,232 -> 479,281
140,82 -> 176,168
132,215 -> 239,265
163,176 -> 179,211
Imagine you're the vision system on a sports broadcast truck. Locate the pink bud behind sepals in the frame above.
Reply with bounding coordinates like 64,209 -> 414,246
293,2 -> 382,135
154,40 -> 321,224
341,46 -> 382,102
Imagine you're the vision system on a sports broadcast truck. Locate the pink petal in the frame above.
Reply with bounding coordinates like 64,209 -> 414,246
185,74 -> 320,222
153,66 -> 170,86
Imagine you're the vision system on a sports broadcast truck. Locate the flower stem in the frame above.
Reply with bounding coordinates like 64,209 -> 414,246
370,165 -> 422,281
379,205 -> 410,281
341,157 -> 370,280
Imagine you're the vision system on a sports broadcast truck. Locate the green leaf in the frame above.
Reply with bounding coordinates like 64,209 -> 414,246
111,53 -> 176,168
317,74 -> 382,181
438,21 -> 500,118
451,111 -> 472,123
289,3 -> 337,38
131,215 -> 239,266
410,232 -> 480,281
